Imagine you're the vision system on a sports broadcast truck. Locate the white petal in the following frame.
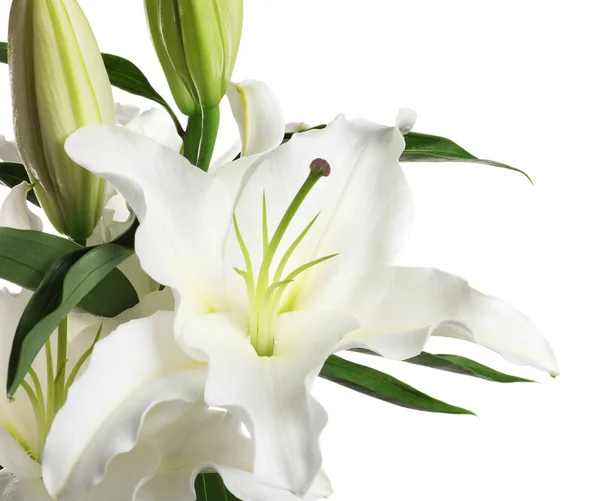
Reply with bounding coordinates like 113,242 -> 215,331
226,116 -> 413,311
219,467 -> 332,501
114,103 -> 141,126
227,80 -> 285,156
65,125 -> 233,312
0,182 -> 43,231
42,311 -> 206,501
332,266 -> 559,375
0,288 -> 30,394
0,428 -> 40,478
83,443 -> 160,501
179,310 -> 358,494
0,135 -> 22,162
136,399 -> 331,501
0,288 -> 41,462
0,476 -> 51,501
395,107 -> 417,135
125,108 -> 183,152
285,122 -> 312,133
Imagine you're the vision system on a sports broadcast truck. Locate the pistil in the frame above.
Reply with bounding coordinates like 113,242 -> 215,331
235,159 -> 337,357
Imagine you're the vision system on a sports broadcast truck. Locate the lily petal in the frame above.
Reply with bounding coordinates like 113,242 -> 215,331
125,108 -> 183,152
0,475 -> 51,501
114,103 -> 141,126
42,311 -> 205,501
285,122 -> 312,134
0,182 -> 43,231
65,125 -> 233,313
227,80 -> 285,157
0,288 -> 40,462
226,115 -> 414,309
0,135 -> 22,162
136,402 -> 331,501
0,428 -> 40,479
329,266 -> 559,375
395,107 -> 417,135
82,443 -> 160,501
180,310 -> 358,494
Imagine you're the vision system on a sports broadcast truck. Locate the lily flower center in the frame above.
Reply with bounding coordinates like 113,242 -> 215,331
234,159 -> 337,357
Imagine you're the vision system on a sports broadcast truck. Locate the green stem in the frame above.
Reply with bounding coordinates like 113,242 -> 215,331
198,105 -> 220,172
56,318 -> 68,407
183,112 -> 203,167
182,105 -> 221,172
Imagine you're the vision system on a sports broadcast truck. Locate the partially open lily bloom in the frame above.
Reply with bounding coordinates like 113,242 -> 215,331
0,184 -> 172,501
63,108 -> 558,496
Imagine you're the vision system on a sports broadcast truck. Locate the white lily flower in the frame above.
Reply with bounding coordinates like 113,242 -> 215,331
0,289 -> 174,501
65,108 -> 558,496
0,183 -> 176,500
43,312 -> 332,501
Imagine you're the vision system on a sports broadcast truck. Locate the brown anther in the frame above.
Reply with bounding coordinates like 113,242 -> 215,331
309,158 -> 331,177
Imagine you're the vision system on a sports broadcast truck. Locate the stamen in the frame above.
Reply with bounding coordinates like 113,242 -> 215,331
234,158 -> 336,357
272,213 -> 320,285
66,324 -> 102,390
21,379 -> 45,458
310,158 -> 331,177
262,191 -> 269,258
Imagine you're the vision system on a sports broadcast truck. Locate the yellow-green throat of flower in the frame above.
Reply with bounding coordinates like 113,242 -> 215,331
234,159 -> 337,357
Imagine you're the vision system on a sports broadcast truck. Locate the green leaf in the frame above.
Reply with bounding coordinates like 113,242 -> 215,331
320,355 -> 474,415
0,228 -> 138,317
0,228 -> 80,291
0,162 -> 40,206
195,473 -> 240,501
282,124 -> 532,183
7,244 -> 137,396
0,42 -> 183,137
101,53 -> 183,136
402,132 -> 533,184
406,352 -> 535,383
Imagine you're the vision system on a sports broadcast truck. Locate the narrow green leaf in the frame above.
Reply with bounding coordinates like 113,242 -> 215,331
0,42 -> 183,136
320,355 -> 474,415
7,244 -> 138,396
0,162 -> 39,206
281,123 -> 532,183
402,132 -> 533,184
0,228 -> 80,290
0,229 -> 137,317
406,352 -> 535,383
195,473 -> 240,501
101,53 -> 184,136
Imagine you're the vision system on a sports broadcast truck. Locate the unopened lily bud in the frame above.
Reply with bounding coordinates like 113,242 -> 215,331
9,0 -> 115,242
145,0 -> 243,115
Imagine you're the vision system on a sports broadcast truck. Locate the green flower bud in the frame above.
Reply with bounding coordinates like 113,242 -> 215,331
9,0 -> 116,242
145,0 -> 243,115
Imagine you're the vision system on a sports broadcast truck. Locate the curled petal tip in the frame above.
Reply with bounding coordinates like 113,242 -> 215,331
396,107 -> 417,135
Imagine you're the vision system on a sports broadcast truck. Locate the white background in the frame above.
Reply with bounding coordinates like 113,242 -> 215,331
1,1 -> 598,500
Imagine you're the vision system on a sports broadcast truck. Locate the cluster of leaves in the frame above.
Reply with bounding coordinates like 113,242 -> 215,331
0,41 -> 534,500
